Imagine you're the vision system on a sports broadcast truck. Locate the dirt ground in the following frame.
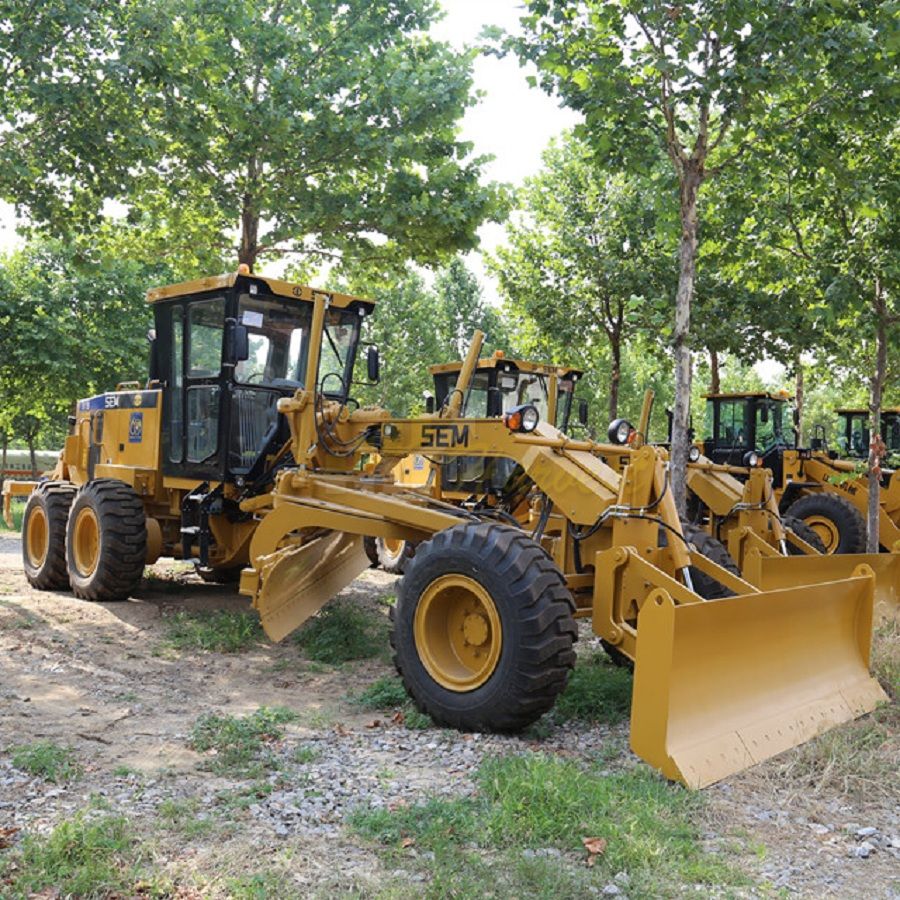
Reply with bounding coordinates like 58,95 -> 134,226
0,533 -> 898,898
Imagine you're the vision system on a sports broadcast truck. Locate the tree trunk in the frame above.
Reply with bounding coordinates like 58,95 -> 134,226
867,277 -> 887,553
670,166 -> 702,517
0,431 -> 7,496
708,348 -> 720,394
27,434 -> 37,477
794,350 -> 804,447
608,332 -> 621,421
238,203 -> 259,272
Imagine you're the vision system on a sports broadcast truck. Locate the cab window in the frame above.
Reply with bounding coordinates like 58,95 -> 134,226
716,400 -> 746,448
188,298 -> 225,377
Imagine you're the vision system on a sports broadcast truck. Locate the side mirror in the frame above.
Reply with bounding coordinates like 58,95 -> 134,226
424,392 -> 435,414
225,319 -> 250,363
577,399 -> 589,427
367,345 -> 380,383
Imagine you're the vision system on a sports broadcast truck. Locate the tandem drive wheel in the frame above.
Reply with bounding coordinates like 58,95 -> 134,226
66,479 -> 147,601
391,523 -> 577,732
22,482 -> 76,590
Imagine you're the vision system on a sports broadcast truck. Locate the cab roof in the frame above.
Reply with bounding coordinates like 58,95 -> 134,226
146,271 -> 373,311
429,354 -> 582,379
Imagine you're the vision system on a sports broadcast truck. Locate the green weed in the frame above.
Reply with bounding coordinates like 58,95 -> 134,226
293,601 -> 386,664
162,610 -> 263,653
157,797 -> 215,838
350,753 -> 741,896
0,504 -> 23,533
0,811 -> 138,898
352,675 -> 433,729
189,706 -> 297,776
293,745 -> 319,764
552,651 -> 632,725
11,741 -> 81,783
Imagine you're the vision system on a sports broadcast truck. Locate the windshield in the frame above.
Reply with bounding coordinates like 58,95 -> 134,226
499,370 -> 550,421
755,400 -> 790,451
436,367 -> 552,422
235,293 -> 311,388
886,415 -> 900,454
319,308 -> 361,397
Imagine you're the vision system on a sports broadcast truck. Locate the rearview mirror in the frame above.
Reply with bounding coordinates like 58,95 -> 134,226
225,320 -> 249,363
424,392 -> 435,414
760,404 -> 769,424
577,399 -> 589,427
367,345 -> 380,383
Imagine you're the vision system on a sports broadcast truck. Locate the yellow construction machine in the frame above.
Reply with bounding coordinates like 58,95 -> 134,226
699,392 -> 900,556
6,271 -> 887,789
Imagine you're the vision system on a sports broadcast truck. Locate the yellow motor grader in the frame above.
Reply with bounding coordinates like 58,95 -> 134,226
700,392 -> 900,555
6,271 -> 887,789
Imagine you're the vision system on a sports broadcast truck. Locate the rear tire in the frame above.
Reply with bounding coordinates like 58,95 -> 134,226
784,493 -> 865,555
363,536 -> 379,567
22,482 -> 76,590
782,516 -> 827,554
376,536 -> 413,574
393,523 -> 577,732
66,479 -> 147,601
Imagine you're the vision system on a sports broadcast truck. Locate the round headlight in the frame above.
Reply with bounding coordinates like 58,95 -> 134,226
608,418 -> 634,445
743,450 -> 760,467
520,405 -> 540,432
688,445 -> 701,463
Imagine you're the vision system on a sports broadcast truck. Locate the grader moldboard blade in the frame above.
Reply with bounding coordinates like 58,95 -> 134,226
251,532 -> 369,642
743,549 -> 900,624
630,568 -> 887,789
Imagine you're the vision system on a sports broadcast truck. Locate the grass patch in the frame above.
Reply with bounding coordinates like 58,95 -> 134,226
872,619 -> 899,698
157,797 -> 216,838
352,675 -> 433,730
11,741 -> 81,783
0,811 -> 140,898
293,601 -> 386,664
0,503 -> 23,532
189,706 -> 297,776
552,651 -> 632,725
350,753 -> 741,896
215,780 -> 278,812
162,609 -> 264,653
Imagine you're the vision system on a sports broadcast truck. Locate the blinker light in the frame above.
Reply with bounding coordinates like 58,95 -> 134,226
688,445 -> 701,463
504,404 -> 540,433
237,263 -> 250,275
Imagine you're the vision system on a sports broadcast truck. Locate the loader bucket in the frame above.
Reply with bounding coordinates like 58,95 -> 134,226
745,551 -> 900,624
252,531 -> 369,642
630,570 -> 887,788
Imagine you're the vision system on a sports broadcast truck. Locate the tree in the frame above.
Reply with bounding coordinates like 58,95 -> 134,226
0,0 -> 506,275
487,133 -> 676,420
0,234 -> 193,451
510,0 -> 892,513
433,258 -> 509,360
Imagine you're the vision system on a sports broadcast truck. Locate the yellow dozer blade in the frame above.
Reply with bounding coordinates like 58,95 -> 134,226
630,569 -> 887,788
250,531 -> 370,642
743,550 -> 900,624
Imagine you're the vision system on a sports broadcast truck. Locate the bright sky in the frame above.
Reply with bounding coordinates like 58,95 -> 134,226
0,0 -> 579,295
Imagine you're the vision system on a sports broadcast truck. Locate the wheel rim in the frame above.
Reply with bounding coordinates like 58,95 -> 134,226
382,538 -> 406,561
804,515 -> 839,554
72,507 -> 101,577
413,574 -> 502,691
25,506 -> 49,568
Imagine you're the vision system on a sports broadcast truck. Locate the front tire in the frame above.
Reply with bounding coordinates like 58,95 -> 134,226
393,523 -> 577,732
66,480 -> 147,601
782,516 -> 827,554
784,493 -> 865,554
376,536 -> 413,574
22,482 -> 76,590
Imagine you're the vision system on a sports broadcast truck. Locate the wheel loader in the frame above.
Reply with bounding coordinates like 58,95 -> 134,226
6,270 -> 887,789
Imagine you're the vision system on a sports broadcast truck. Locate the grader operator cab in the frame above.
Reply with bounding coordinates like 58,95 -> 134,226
836,407 -> 900,460
8,273 -> 888,790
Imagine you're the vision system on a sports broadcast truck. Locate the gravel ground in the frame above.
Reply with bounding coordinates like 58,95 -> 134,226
0,532 -> 898,897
